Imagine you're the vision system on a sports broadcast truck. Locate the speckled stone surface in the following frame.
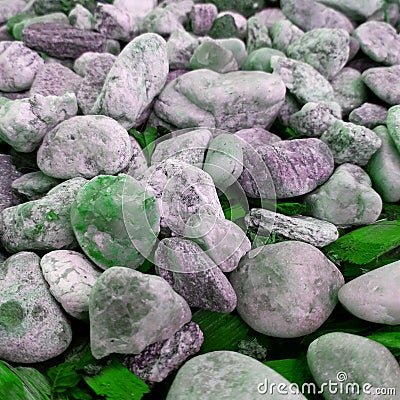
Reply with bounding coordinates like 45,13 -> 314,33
387,105 -> 400,154
11,172 -> 61,201
270,19 -> 304,53
167,29 -> 199,70
190,3 -> 218,36
0,155 -> 22,211
349,103 -> 387,129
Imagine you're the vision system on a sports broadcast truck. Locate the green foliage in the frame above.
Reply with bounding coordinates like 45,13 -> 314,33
129,126 -> 158,159
264,358 -> 312,388
276,202 -> 307,216
6,13 -> 31,37
380,203 -> 400,221
47,363 -> 81,397
218,193 -> 246,221
284,126 -> 303,140
367,329 -> 400,356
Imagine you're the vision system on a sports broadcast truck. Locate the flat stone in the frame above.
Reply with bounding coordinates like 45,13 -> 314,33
270,19 -> 304,53
123,321 -> 203,383
70,174 -> 160,270
367,125 -> 400,202
387,105 -> 400,154
166,351 -> 308,400
230,241 -> 344,338
0,155 -> 22,212
155,238 -> 237,313
184,213 -> 251,272
73,52 -> 116,77
304,163 -> 382,226
37,115 -> 132,179
22,22 -> 106,59
315,0 -> 383,21
235,127 -> 281,146
89,267 -> 191,358
287,28 -> 350,79
246,15 -> 272,53
0,252 -> 72,363
69,4 -> 94,30
307,332 -> 400,400
0,42 -> 44,92
0,178 -> 87,252
40,250 -> 101,321
152,69 -> 286,132
246,208 -> 339,247
271,55 -> 335,104
167,29 -> 199,70
190,3 -> 218,35
320,120 -> 381,166
91,33 -> 168,130
30,63 -> 82,97
353,21 -> 400,65
349,102 -> 388,128
242,48 -> 285,73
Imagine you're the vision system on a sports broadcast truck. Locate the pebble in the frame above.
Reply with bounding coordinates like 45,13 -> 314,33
208,14 -> 240,39
287,28 -> 350,79
69,4 -> 95,30
307,332 -> 400,399
230,241 -> 344,338
1,178 -> 87,253
218,11 -> 247,39
167,29 -> 199,70
184,213 -> 251,272
40,250 -> 101,321
353,20 -> 400,65
153,69 -> 286,131
242,47 -> 285,73
114,0 -> 157,19
315,0 -> 383,21
190,3 -> 218,36
22,22 -> 107,59
271,55 -> 335,104
30,63 -> 82,97
73,52 -> 116,77
348,102 -> 388,128
92,33 -> 168,129
122,136 -> 148,179
0,0 -> 26,25
155,238 -> 237,313
215,38 -> 247,67
254,8 -> 286,29
70,174 -> 160,270
304,163 -> 382,226
89,267 -> 191,358
387,105 -> 400,153
246,14 -> 272,53
0,42 -> 44,92
37,115 -> 132,179
367,125 -> 400,202
235,126 -> 282,146
0,155 -> 22,212
270,19 -> 304,53
246,208 -> 339,247
0,252 -> 72,363
123,321 -> 203,383
0,93 -> 78,153
320,119 -> 382,166
166,351 -> 308,400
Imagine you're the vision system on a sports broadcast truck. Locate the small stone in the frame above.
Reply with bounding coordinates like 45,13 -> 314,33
22,22 -> 106,59
0,93 -> 78,153
114,0 -> 157,19
242,48 -> 285,73
348,36 -> 360,60
73,52 -> 116,77
307,332 -> 400,400
190,3 -> 218,35
37,115 -> 132,179
349,102 -> 388,128
203,133 -> 243,190
184,213 -> 251,272
70,174 -> 160,270
304,163 -> 382,226
246,15 -> 272,53
91,33 -> 168,130
167,29 -> 199,70
94,3 -> 138,42
230,241 -> 344,338
215,38 -> 247,67
353,21 -> 400,65
11,171 -> 61,201
0,42 -> 44,92
40,250 -> 101,321
0,0 -> 26,24
30,63 -> 82,97
1,178 -> 87,253
253,8 -> 286,29
123,322 -> 203,383
315,0 -> 383,21
151,129 -> 212,168
387,105 -> 400,153
69,4 -> 95,30
0,252 -> 72,363
288,102 -> 341,137
89,267 -> 191,358
247,208 -> 339,247
235,127 -> 281,146
218,11 -> 247,39
208,14 -> 240,39
166,351 -> 308,400
270,19 -> 304,53
362,65 -> 400,106
155,238 -> 237,312
271,55 -> 335,104
320,120 -> 381,166
0,155 -> 22,212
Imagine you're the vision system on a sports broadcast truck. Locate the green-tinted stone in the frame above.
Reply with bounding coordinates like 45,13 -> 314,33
387,105 -> 400,153
242,48 -> 285,73
208,14 -> 240,39
70,174 -> 160,270
246,15 -> 271,53
216,38 -> 247,67
89,266 -> 191,358
270,19 -> 304,54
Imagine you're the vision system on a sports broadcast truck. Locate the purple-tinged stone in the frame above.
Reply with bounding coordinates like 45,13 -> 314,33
190,3 -> 218,36
22,23 -> 107,59
0,155 -> 22,211
235,127 -> 281,147
349,103 -> 387,129
165,69 -> 188,85
123,322 -> 203,383
155,238 -> 237,313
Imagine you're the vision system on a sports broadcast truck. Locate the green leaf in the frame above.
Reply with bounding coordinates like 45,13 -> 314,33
68,386 -> 94,400
13,366 -> 52,400
367,331 -> 400,353
6,13 -> 31,36
47,363 -> 82,396
276,203 -> 307,216
83,358 -> 149,400
0,360 -> 25,400
218,193 -> 246,221
285,126 -> 303,140
129,127 -> 158,159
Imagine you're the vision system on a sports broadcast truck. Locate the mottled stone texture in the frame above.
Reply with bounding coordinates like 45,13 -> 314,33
316,0 -> 383,20
22,22 -> 107,59
0,155 -> 22,212
190,3 -> 218,36
123,322 -> 203,383
230,242 -> 344,338
349,103 -> 387,129
0,252 -> 72,363
89,267 -> 191,359
11,172 -> 61,201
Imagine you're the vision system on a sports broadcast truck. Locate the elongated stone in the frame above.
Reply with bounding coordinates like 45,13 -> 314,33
11,172 -> 61,201
190,3 -> 218,35
155,238 -> 237,312
230,241 -> 344,338
246,15 -> 272,53
307,333 -> 400,400
89,267 -> 191,358
247,208 -> 338,247
387,105 -> 400,154
22,22 -> 106,59
92,33 -> 168,129
235,127 -> 281,146
0,252 -> 72,363
0,155 -> 21,212
70,174 -> 160,270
